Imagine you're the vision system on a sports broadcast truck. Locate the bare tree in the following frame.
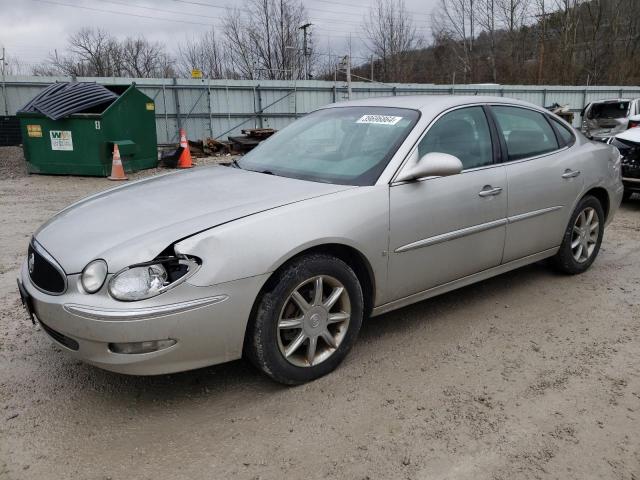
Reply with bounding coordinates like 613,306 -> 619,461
475,0 -> 498,82
121,37 -> 174,78
495,0 -> 529,82
2,54 -> 30,76
433,0 -> 475,83
32,28 -> 174,78
549,0 -> 582,83
178,29 -> 227,78
65,28 -> 122,76
363,0 -> 421,82
223,0 -> 310,80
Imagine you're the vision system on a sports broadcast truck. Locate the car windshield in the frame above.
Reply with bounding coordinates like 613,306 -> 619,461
589,102 -> 630,119
237,106 -> 420,185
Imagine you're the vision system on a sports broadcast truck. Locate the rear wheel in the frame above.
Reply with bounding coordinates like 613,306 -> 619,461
245,254 -> 364,385
552,195 -> 604,274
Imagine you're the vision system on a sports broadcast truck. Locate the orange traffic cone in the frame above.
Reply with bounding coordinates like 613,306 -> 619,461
108,144 -> 128,181
177,128 -> 193,168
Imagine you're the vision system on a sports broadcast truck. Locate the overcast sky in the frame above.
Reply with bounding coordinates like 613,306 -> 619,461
0,0 -> 439,72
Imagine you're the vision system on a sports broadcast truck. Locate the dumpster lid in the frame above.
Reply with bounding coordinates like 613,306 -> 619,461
18,82 -> 119,121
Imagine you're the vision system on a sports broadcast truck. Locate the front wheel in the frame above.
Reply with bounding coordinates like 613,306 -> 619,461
552,195 -> 604,274
245,254 -> 364,385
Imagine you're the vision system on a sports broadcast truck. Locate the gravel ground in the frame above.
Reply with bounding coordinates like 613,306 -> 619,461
1,146 -> 639,479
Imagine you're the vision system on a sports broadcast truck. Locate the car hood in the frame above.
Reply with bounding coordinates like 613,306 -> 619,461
34,166 -> 353,273
614,127 -> 640,144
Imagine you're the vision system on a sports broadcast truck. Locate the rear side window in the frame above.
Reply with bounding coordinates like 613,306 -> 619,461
492,106 -> 559,161
418,106 -> 493,170
550,118 -> 575,146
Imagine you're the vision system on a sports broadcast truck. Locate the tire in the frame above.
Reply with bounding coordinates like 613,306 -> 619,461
244,253 -> 364,385
622,190 -> 633,202
552,195 -> 605,275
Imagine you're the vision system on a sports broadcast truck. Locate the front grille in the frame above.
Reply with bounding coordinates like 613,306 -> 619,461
622,165 -> 640,178
39,320 -> 79,351
28,242 -> 66,294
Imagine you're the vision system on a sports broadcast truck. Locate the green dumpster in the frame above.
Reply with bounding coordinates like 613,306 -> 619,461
17,82 -> 157,176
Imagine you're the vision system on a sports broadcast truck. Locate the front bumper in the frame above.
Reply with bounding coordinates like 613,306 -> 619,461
622,161 -> 640,192
19,260 -> 269,375
623,176 -> 640,193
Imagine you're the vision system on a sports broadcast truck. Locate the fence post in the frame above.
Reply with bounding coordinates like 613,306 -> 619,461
542,88 -> 547,107
255,84 -> 263,129
172,77 -> 181,133
207,79 -> 213,140
162,82 -> 169,143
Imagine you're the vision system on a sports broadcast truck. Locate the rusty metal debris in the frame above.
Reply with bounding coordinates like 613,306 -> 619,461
228,128 -> 277,153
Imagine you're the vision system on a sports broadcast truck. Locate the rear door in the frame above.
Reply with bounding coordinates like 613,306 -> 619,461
490,105 -> 584,263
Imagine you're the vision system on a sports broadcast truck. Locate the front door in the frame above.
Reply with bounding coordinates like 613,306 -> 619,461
387,106 -> 508,302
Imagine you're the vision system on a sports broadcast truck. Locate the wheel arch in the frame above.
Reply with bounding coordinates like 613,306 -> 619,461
583,186 -> 610,221
245,242 -> 377,347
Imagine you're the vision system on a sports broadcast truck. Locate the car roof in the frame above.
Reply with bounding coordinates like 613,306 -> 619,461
321,95 -> 542,116
589,98 -> 636,104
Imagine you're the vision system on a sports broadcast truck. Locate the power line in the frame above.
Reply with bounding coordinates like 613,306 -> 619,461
310,0 -> 436,19
170,0 -> 435,30
98,0 -> 224,22
33,0 -> 216,27
33,0 -> 387,44
27,0 -> 408,65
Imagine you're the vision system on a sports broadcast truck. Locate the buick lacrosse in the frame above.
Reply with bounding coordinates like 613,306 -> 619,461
18,96 -> 623,384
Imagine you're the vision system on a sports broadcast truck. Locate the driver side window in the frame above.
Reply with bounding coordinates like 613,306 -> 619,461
418,106 -> 494,170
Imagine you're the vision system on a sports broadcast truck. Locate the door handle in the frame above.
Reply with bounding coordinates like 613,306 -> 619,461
478,186 -> 503,197
562,169 -> 581,179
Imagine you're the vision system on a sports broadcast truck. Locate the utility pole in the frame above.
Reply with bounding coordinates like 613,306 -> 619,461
1,47 -> 7,116
299,23 -> 312,80
341,55 -> 352,100
370,54 -> 374,82
536,7 -> 549,85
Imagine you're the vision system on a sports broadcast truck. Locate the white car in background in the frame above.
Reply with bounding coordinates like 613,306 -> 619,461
582,98 -> 640,141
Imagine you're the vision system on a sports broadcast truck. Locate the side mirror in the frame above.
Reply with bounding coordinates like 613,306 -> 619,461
396,152 -> 463,182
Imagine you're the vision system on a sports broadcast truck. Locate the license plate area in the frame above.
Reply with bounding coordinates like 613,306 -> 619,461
17,279 -> 35,324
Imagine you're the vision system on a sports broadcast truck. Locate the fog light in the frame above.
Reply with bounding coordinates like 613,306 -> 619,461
108,339 -> 176,354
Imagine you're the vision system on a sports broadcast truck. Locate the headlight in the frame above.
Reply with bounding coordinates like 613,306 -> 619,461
108,256 -> 199,301
81,259 -> 108,293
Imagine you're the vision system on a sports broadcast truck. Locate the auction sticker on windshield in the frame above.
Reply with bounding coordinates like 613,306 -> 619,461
356,115 -> 403,125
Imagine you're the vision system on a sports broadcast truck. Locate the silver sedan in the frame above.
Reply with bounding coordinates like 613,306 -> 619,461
18,96 -> 623,384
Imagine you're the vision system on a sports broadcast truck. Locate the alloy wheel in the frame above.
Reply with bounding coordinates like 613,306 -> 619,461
571,206 -> 599,263
277,275 -> 351,367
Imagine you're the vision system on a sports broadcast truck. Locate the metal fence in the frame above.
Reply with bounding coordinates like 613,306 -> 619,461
3,75 -> 640,144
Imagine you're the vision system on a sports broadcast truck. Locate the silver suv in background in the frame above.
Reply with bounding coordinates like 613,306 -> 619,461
582,98 -> 640,141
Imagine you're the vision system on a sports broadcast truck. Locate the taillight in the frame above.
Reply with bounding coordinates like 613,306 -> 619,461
628,120 -> 640,129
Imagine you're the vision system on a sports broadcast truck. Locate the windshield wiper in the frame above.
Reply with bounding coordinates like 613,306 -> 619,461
230,159 -> 242,169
